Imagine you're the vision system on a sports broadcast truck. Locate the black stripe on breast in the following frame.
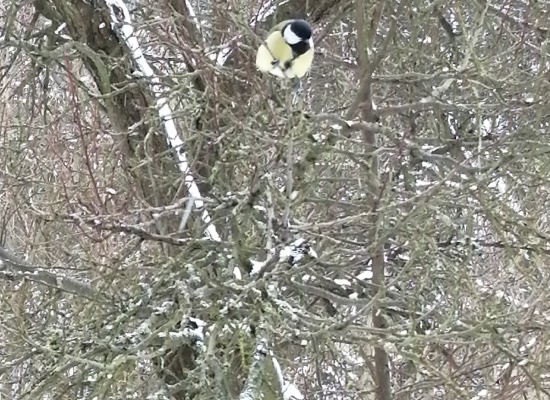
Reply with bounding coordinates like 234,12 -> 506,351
291,41 -> 310,57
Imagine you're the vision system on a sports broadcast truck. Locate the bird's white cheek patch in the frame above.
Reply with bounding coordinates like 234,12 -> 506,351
283,27 -> 302,45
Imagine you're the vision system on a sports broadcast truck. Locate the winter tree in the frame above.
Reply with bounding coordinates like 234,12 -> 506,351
1,0 -> 550,399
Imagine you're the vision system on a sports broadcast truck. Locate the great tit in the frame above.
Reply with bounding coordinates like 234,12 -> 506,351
255,19 -> 314,80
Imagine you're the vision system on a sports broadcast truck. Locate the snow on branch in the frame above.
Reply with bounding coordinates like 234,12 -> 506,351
184,0 -> 204,42
251,238 -> 318,276
238,330 -> 303,400
252,1 -> 277,25
272,356 -> 304,400
239,337 -> 270,400
104,0 -> 220,242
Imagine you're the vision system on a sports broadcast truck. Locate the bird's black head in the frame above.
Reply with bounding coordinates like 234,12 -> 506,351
290,19 -> 312,41
283,19 -> 313,56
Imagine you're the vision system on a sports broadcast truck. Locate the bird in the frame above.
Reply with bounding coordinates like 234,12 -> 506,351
255,19 -> 314,80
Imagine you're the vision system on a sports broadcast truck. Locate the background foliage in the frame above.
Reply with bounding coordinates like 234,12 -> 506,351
1,0 -> 550,399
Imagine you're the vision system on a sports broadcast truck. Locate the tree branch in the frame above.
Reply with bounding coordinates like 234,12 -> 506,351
0,247 -> 99,300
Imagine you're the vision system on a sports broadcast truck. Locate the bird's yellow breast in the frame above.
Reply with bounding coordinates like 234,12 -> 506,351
255,31 -> 314,79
